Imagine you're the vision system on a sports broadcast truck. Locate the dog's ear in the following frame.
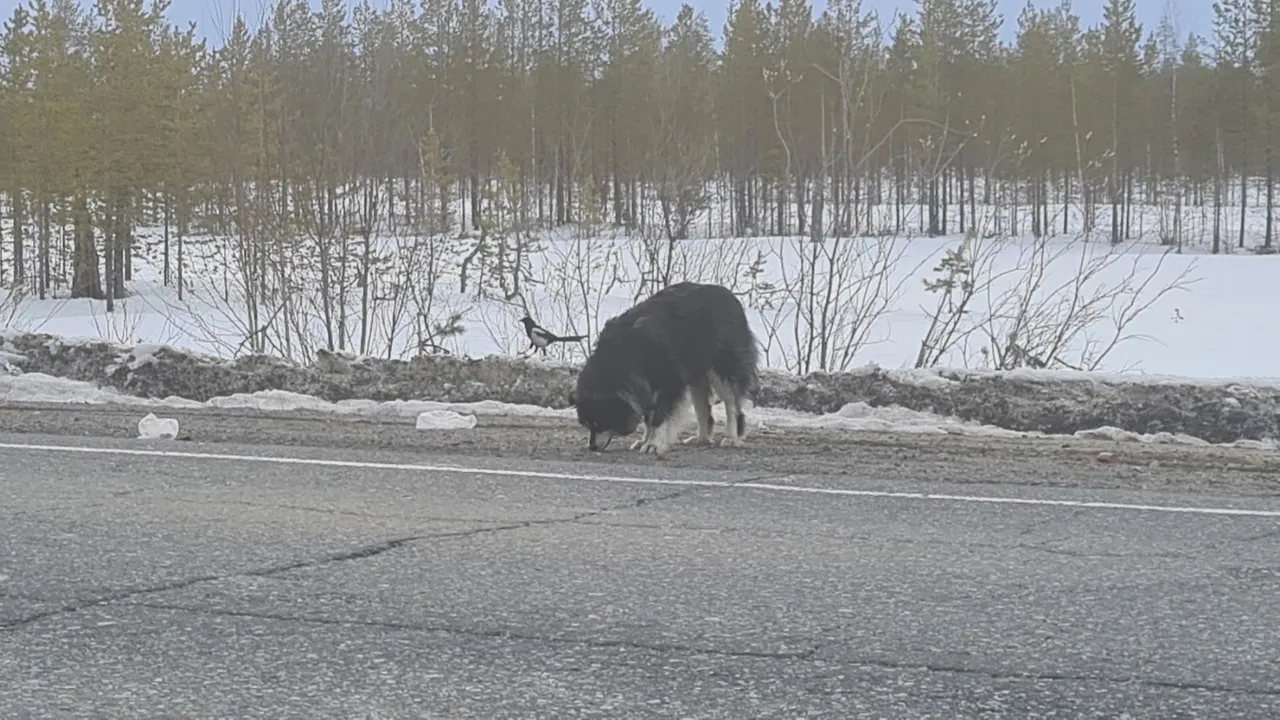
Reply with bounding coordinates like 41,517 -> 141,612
567,390 -> 578,407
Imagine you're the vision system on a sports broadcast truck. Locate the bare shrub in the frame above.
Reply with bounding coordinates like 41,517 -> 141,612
167,227 -> 320,362
626,228 -> 758,303
175,181 -> 312,360
167,128 -> 472,363
535,233 -> 630,363
742,248 -> 791,370
159,278 -> 278,359
0,281 -> 72,335
0,281 -> 28,330
688,238 -> 761,292
472,299 -> 529,358
755,236 -> 921,374
377,232 -> 466,358
628,224 -> 682,301
407,129 -> 471,358
295,188 -> 359,355
916,229 -> 1199,371
977,239 -> 1197,371
158,212 -> 327,363
87,295 -> 144,346
915,226 -> 1010,369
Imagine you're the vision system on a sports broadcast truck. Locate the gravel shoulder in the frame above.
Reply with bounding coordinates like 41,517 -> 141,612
2,401 -> 1278,498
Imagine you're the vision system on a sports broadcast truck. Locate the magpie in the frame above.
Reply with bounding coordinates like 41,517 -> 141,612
519,315 -> 587,354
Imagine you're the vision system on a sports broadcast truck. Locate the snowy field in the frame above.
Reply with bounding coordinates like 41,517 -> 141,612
3,191 -> 1280,450
0,197 -> 1277,384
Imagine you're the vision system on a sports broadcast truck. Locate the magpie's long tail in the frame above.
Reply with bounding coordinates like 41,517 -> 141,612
552,334 -> 587,343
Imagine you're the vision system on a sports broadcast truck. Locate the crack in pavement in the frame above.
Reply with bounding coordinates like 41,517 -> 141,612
0,486 -> 695,631
117,601 -> 1280,699
128,601 -> 821,662
1013,540 -> 1193,561
0,573 -> 227,631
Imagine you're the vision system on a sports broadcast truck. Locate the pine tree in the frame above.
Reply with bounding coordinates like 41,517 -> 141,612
1213,0 -> 1258,249
1099,0 -> 1142,244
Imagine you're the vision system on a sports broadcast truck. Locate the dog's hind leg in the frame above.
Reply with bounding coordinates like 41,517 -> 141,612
682,375 -> 715,446
708,373 -> 745,447
718,393 -> 744,447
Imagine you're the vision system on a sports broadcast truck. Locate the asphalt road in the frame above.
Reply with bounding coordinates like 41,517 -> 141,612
2,403 -> 1280,718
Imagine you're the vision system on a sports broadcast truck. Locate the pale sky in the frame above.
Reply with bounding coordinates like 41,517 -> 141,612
0,0 -> 1211,49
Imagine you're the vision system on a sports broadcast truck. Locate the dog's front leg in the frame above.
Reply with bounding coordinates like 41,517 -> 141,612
630,407 -> 657,451
629,422 -> 655,451
683,377 -> 715,446
635,401 -> 681,458
636,421 -> 677,457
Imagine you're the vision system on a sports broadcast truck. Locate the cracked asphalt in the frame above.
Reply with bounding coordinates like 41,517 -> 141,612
2,402 -> 1280,718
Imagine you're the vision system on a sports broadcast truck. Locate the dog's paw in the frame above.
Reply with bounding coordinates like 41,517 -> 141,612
635,438 -> 672,457
683,434 -> 715,446
719,435 -> 745,448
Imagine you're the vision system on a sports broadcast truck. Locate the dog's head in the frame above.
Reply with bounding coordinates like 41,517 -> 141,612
569,387 -> 643,452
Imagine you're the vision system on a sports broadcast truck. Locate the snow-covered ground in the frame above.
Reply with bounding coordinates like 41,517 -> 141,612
1,197 -> 1278,383
3,197 -> 1279,451
2,220 -> 1275,379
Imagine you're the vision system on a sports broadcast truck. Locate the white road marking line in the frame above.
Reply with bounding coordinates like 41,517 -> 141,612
0,442 -> 728,488
2,441 -> 1279,518
741,483 -> 1280,517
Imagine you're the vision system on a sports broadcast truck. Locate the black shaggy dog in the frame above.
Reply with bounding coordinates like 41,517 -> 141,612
570,282 -> 760,457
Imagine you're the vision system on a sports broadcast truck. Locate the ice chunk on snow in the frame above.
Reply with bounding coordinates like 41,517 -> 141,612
137,412 -> 180,440
415,409 -> 479,430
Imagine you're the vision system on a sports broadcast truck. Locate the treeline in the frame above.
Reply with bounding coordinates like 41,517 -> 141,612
0,0 -> 1276,303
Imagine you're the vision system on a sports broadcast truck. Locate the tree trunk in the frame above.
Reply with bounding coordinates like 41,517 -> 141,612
38,199 -> 50,300
112,193 -> 128,299
163,192 -> 172,286
104,194 -> 117,312
12,192 -> 25,283
1265,127 -> 1274,248
70,195 -> 103,299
